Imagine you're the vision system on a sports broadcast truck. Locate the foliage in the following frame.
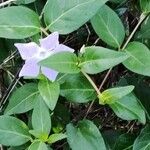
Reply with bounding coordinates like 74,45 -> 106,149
0,0 -> 150,149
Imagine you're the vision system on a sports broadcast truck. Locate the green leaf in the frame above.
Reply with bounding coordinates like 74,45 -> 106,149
48,133 -> 67,144
44,0 -> 108,34
98,86 -> 134,104
123,42 -> 150,76
8,143 -> 29,150
60,73 -> 96,103
110,0 -> 126,3
140,0 -> 150,13
40,52 -> 80,74
133,125 -> 150,150
103,130 -> 121,149
28,141 -> 48,150
15,0 -> 36,4
66,120 -> 107,150
38,79 -> 60,110
0,6 -> 41,39
32,95 -> 51,138
29,130 -> 47,140
91,5 -> 125,48
51,103 -> 71,133
138,17 -> 150,39
0,116 -> 31,146
79,46 -> 128,74
109,93 -> 146,124
130,78 -> 150,120
113,133 -> 135,150
5,83 -> 39,115
113,133 -> 136,150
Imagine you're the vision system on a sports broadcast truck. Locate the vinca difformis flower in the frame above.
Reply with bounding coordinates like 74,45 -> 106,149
15,32 -> 74,81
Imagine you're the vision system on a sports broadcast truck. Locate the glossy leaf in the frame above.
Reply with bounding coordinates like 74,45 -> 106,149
48,133 -> 67,144
60,73 -> 96,103
110,0 -> 126,3
29,130 -> 46,140
91,5 -> 125,48
44,0 -> 108,34
5,83 -> 39,115
15,0 -> 36,4
98,86 -> 134,104
80,46 -> 128,74
66,120 -> 107,150
130,78 -> 150,120
38,79 -> 60,110
0,6 -> 40,39
123,42 -> 150,76
109,93 -> 146,124
0,116 -> 31,146
138,17 -> 150,39
133,125 -> 150,150
32,95 -> 51,137
140,0 -> 150,13
103,130 -> 120,149
40,52 -> 80,74
28,141 -> 48,150
113,133 -> 136,150
8,143 -> 29,150
51,103 -> 71,133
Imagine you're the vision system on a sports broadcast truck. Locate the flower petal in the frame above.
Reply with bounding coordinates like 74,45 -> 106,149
19,60 -> 40,78
55,44 -> 74,53
15,42 -> 39,60
41,67 -> 58,81
40,32 -> 59,50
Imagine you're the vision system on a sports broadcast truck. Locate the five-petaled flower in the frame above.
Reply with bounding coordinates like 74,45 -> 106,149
15,32 -> 74,81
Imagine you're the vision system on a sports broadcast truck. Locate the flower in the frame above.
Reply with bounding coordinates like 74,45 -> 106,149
15,32 -> 74,81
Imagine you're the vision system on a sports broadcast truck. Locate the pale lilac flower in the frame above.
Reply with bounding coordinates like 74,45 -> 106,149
15,32 -> 74,81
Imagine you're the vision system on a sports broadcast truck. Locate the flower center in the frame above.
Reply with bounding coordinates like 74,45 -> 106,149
36,47 -> 53,61
39,51 -> 47,58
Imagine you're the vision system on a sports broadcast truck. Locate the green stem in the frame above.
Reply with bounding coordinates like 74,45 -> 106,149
81,70 -> 102,119
99,13 -> 148,91
81,70 -> 101,96
84,13 -> 148,118
40,27 -> 49,36
121,13 -> 147,50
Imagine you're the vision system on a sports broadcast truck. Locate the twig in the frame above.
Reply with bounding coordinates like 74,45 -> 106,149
85,24 -> 91,45
0,144 -> 3,150
81,71 -> 101,119
0,50 -> 17,68
121,13 -> 147,50
0,70 -> 20,112
40,27 -> 49,36
6,70 -> 23,86
98,68 -> 112,90
0,0 -> 16,7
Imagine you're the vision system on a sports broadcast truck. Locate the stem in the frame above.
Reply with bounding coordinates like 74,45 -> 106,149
84,100 -> 95,119
40,27 -> 49,36
0,77 -> 20,112
81,70 -> 101,95
84,13 -> 148,118
0,0 -> 16,7
39,11 -> 44,20
121,13 -> 147,50
99,13 -> 148,90
81,70 -> 101,119
99,68 -> 112,91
